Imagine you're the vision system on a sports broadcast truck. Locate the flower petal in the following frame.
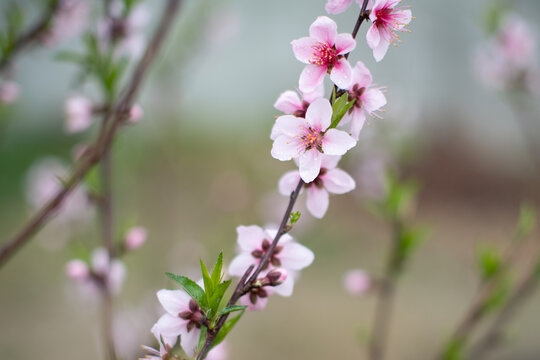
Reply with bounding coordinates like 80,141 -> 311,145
372,37 -> 390,62
325,0 -> 353,14
306,186 -> 329,218
330,58 -> 353,89
301,81 -> 325,103
271,115 -> 304,140
280,242 -> 315,270
299,64 -> 327,93
179,326 -> 200,357
151,314 -> 186,338
335,33 -> 356,55
309,16 -> 338,44
157,289 -> 191,315
298,150 -> 322,183
274,91 -> 302,114
349,107 -> 366,140
291,37 -> 318,64
351,61 -> 373,89
305,98 -> 332,129
273,273 -> 295,297
320,154 -> 341,170
238,292 -> 268,311
237,225 -> 266,251
271,135 -> 300,161
322,129 -> 356,155
323,168 -> 356,194
228,253 -> 256,276
362,88 -> 386,114
278,170 -> 302,196
366,24 -> 380,48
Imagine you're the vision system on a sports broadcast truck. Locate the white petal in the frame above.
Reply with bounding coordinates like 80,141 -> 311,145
278,171 -> 302,196
179,326 -> 200,358
306,186 -> 329,218
298,150 -> 322,183
271,135 -> 301,161
237,225 -> 266,251
274,91 -> 303,114
323,168 -> 356,194
270,115 -> 304,140
322,129 -> 356,155
305,98 -> 332,129
279,242 -> 315,270
157,289 -> 191,315
273,274 -> 295,297
320,155 -> 341,170
151,314 -> 185,338
228,253 -> 257,277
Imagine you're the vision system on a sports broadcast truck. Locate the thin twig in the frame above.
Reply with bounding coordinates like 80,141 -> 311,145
0,0 -> 61,73
0,0 -> 182,269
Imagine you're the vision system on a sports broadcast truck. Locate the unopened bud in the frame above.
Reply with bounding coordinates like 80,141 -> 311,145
343,269 -> 370,296
263,269 -> 288,286
124,226 -> 147,251
65,259 -> 89,281
128,104 -> 143,123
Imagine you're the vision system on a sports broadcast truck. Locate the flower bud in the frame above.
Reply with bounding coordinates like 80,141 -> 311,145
124,226 -> 147,251
64,95 -> 93,133
65,259 -> 89,281
263,269 -> 288,286
128,104 -> 143,123
343,269 -> 370,296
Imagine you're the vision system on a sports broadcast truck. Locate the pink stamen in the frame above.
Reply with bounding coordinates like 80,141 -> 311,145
309,41 -> 338,67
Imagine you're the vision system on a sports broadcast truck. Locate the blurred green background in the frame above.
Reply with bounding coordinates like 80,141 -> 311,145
1,0 -> 540,359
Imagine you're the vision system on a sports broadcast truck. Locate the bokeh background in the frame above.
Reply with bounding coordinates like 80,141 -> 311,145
1,0 -> 540,359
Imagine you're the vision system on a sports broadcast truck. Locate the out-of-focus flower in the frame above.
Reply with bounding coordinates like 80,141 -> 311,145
129,104 -> 144,123
140,333 -> 176,360
343,269 -> 371,296
475,13 -> 538,92
274,83 -> 325,118
279,155 -> 355,218
367,0 -> 412,62
355,154 -> 388,200
0,81 -> 21,105
64,95 -> 94,133
341,61 -> 386,140
326,0 -> 357,15
271,98 -> 356,183
124,226 -> 148,251
151,289 -> 203,358
44,0 -> 89,45
207,341 -> 228,360
65,259 -> 89,280
291,16 -> 356,92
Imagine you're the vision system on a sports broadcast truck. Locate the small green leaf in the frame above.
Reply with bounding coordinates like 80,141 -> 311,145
476,245 -> 502,280
290,211 -> 301,225
212,311 -> 244,347
328,93 -> 355,129
211,252 -> 223,286
197,326 -> 208,353
517,204 -> 536,239
200,259 -> 213,299
209,280 -> 231,312
219,305 -> 247,316
166,273 -> 208,309
442,338 -> 465,360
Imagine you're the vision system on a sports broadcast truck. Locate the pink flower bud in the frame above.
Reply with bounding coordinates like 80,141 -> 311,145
64,95 -> 93,133
343,269 -> 370,296
0,81 -> 21,104
124,226 -> 147,250
266,268 -> 288,285
128,104 -> 143,123
65,259 -> 89,281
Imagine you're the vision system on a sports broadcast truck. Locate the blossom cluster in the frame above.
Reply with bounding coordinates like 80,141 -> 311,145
148,1 -> 411,358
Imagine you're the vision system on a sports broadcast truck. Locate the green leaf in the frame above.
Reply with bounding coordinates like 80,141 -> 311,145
328,93 -> 355,129
442,338 -> 465,360
200,258 -> 214,301
197,326 -> 208,353
219,305 -> 247,316
166,273 -> 208,309
209,280 -> 231,312
476,245 -> 502,280
289,211 -> 301,225
212,311 -> 244,347
211,252 -> 223,286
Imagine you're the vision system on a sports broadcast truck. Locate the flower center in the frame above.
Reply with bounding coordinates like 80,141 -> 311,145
293,100 -> 310,118
251,239 -> 283,269
374,7 -> 407,43
304,168 -> 327,189
349,84 -> 366,109
309,41 -> 338,68
178,299 -> 205,332
300,127 -> 324,152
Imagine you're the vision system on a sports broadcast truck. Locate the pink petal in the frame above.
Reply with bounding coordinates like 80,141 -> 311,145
278,170 -> 302,196
237,225 -> 266,251
325,0 -> 353,14
91,247 -> 109,275
271,115 -> 304,140
152,314 -> 186,338
274,91 -> 303,114
372,38 -> 390,62
306,186 -> 329,218
397,9 -> 413,29
349,107 -> 366,140
343,269 -> 371,296
309,16 -> 338,44
291,37 -> 318,64
271,135 -> 301,161
322,129 -> 356,155
157,289 -> 191,315
273,273 -> 295,297
299,64 -> 327,93
305,98 -> 332,129
298,149 -> 322,183
279,242 -> 315,270
362,88 -> 386,114
322,168 -> 356,194
178,326 -> 200,357
330,58 -> 353,89
238,292 -> 268,311
228,253 -> 256,277
320,155 -> 341,170
335,33 -> 356,55
366,24 -> 380,49
351,61 -> 373,89
302,81 -> 325,103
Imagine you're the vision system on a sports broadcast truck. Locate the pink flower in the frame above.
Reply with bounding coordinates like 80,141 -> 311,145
237,269 -> 291,311
129,104 -> 144,123
366,0 -> 412,62
343,269 -> 371,296
91,248 -> 127,294
64,95 -> 94,133
279,155 -> 355,218
207,341 -> 228,360
124,226 -> 147,251
140,330 -> 176,360
0,81 -> 21,104
291,16 -> 356,92
341,61 -> 386,139
65,259 -> 89,281
271,98 -> 356,182
151,289 -> 204,358
274,82 -> 324,118
325,0 -> 368,15
44,0 -> 89,45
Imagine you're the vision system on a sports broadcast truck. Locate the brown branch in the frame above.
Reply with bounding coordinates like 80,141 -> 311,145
0,0 -> 61,73
0,0 -> 182,269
